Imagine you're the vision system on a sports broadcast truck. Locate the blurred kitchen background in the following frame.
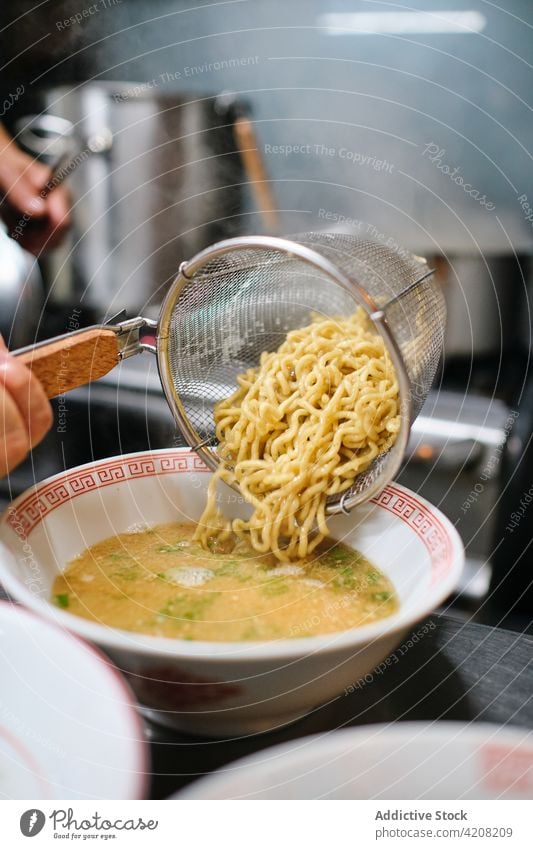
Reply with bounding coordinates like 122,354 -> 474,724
1,0 -> 532,629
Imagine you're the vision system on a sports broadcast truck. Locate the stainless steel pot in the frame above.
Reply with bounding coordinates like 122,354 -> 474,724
27,83 -> 253,315
0,227 -> 44,348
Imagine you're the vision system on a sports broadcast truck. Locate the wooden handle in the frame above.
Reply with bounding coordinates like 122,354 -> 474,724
233,116 -> 279,233
16,328 -> 120,398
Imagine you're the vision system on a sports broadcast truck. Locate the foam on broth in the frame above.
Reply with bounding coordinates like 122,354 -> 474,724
52,522 -> 398,641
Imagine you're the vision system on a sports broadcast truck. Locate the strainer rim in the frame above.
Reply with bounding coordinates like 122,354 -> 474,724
155,234 -> 414,514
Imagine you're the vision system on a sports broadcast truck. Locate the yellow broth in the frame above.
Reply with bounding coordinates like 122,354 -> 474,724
52,522 -> 398,641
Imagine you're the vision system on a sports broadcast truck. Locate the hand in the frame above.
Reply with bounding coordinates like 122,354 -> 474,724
0,336 -> 53,477
0,124 -> 71,254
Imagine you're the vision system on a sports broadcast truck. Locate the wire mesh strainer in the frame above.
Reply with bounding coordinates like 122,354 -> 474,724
15,232 -> 445,514
157,232 -> 445,513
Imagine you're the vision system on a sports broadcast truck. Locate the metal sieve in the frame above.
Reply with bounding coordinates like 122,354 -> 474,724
15,232 -> 445,514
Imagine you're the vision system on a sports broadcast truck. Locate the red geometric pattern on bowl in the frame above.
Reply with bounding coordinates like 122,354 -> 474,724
97,465 -> 127,483
5,451 -> 454,581
126,664 -> 242,709
480,743 -> 533,792
373,484 -> 453,583
5,451 -> 208,536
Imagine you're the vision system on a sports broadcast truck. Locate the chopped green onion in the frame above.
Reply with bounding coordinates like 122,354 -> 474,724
372,591 -> 393,602
55,593 -> 70,609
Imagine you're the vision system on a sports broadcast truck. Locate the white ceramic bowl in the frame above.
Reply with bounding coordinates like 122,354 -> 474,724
0,448 -> 464,737
0,601 -> 147,799
177,722 -> 533,799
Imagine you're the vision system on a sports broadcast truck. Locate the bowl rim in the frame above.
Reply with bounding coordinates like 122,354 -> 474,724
0,448 -> 465,662
175,720 -> 533,798
0,599 -> 149,799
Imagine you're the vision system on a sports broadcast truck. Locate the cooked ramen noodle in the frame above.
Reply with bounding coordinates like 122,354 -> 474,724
52,522 -> 398,641
195,308 -> 399,561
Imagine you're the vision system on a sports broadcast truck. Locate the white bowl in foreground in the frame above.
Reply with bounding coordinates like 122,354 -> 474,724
0,449 -> 464,737
178,721 -> 533,799
0,601 -> 147,799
